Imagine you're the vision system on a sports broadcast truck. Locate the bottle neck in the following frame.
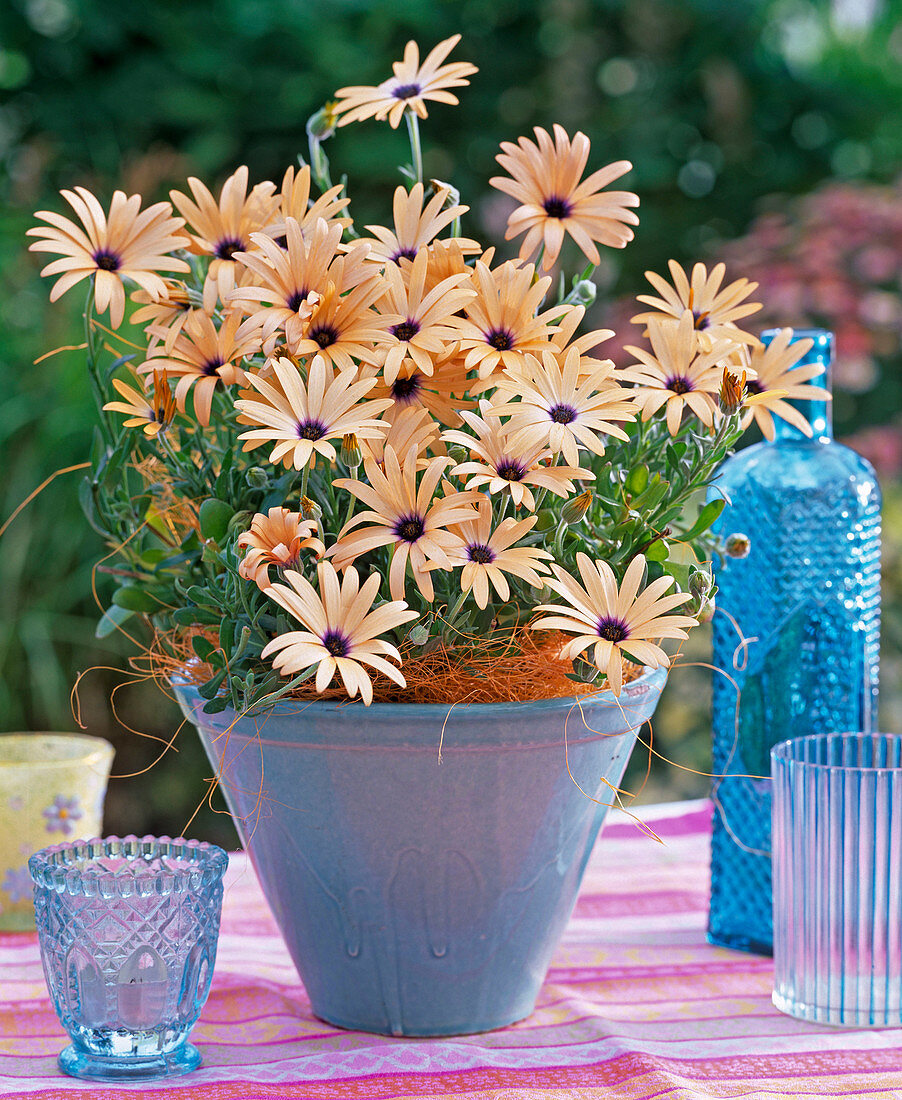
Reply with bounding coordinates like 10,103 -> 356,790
761,327 -> 833,443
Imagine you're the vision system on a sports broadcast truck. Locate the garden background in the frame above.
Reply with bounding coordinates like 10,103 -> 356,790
1,0 -> 901,846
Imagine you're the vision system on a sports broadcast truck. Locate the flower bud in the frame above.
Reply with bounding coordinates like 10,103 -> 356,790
572,279 -> 597,306
300,495 -> 322,521
447,445 -> 469,466
687,566 -> 717,621
719,368 -> 747,415
427,179 -> 460,209
306,101 -> 339,140
245,466 -> 268,489
561,489 -> 593,525
341,433 -> 361,470
725,532 -> 751,559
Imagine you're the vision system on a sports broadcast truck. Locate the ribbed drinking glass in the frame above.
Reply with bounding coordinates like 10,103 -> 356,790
771,733 -> 902,1026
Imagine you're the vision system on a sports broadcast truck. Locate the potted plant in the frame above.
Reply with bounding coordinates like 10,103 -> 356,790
27,34 -> 822,1035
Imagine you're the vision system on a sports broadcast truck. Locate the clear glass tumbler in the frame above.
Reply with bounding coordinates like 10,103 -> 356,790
771,733 -> 902,1026
29,836 -> 228,1081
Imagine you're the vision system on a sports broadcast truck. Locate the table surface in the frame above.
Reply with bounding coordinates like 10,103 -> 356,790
3,799 -> 901,1100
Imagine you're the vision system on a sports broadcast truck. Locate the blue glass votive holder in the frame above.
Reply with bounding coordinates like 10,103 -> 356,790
29,836 -> 228,1081
772,734 -> 902,1027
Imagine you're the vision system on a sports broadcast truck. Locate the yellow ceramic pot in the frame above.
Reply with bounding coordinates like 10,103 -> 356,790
0,733 -> 114,931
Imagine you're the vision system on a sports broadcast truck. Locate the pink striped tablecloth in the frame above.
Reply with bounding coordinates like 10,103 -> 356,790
3,799 -> 901,1099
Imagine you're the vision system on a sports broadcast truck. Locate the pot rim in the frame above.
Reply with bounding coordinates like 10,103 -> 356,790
170,663 -> 668,719
0,732 -> 114,769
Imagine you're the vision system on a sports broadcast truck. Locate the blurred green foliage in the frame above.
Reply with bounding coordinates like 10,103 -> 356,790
1,0 -> 900,838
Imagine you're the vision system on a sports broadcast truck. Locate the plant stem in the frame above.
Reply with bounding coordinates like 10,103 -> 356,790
300,461 -> 311,502
405,111 -> 423,185
83,280 -> 114,446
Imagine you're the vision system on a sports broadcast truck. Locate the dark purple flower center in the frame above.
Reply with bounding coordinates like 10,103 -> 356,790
272,233 -> 287,250
287,289 -> 310,313
297,418 -> 327,441
392,247 -> 418,263
322,629 -> 350,657
496,458 -> 526,482
202,356 -> 225,376
392,82 -> 422,100
394,514 -> 425,542
392,319 -> 420,342
392,374 -> 421,401
467,543 -> 495,564
596,616 -> 629,643
745,378 -> 763,394
692,309 -> 711,331
542,195 -> 573,219
215,236 -> 244,260
92,248 -> 121,272
665,375 -> 693,395
310,324 -> 339,348
550,403 -> 577,424
487,328 -> 514,351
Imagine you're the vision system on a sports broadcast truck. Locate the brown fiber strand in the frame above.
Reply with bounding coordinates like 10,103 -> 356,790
0,462 -> 91,541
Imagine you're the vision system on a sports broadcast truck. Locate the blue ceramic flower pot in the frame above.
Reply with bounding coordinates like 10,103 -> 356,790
173,666 -> 665,1036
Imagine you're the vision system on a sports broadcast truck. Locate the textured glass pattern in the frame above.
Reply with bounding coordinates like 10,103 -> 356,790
29,836 -> 227,1081
772,733 -> 902,1026
708,329 -> 881,954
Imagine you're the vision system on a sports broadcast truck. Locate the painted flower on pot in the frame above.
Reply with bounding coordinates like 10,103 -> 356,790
42,795 -> 83,837
28,33 -> 815,714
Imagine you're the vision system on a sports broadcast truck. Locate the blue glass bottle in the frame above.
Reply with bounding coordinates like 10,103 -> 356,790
707,329 -> 881,954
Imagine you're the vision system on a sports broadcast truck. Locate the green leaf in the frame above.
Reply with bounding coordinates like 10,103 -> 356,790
199,498 -> 235,541
198,668 -> 227,700
645,538 -> 669,562
96,604 -> 135,639
192,636 -> 215,661
112,586 -> 161,612
202,696 -> 231,714
173,606 -> 221,626
680,498 -> 726,541
625,464 -> 648,495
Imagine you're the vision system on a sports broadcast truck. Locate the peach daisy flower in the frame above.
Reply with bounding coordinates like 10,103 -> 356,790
359,405 -> 442,466
170,166 -> 278,309
374,247 -> 476,385
493,347 -> 636,466
632,260 -> 761,347
262,562 -> 418,705
235,354 -> 392,470
27,187 -> 190,328
441,497 -> 551,609
359,182 -> 477,264
457,260 -> 561,380
625,312 -> 737,436
103,369 -> 177,437
265,164 -> 351,242
368,342 -> 472,428
330,445 -> 480,602
139,310 -> 260,426
131,279 -> 195,352
738,329 -> 829,440
444,400 -> 594,511
532,552 -> 697,695
287,274 -> 389,371
490,125 -> 639,271
230,218 -> 366,348
549,305 -> 616,377
403,239 -> 492,297
333,34 -> 478,129
237,507 -> 325,590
